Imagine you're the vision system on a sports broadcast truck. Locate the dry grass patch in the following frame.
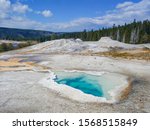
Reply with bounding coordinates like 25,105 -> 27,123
93,48 -> 150,60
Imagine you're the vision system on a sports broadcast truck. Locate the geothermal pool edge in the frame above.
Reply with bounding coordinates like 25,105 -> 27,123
39,70 -> 131,104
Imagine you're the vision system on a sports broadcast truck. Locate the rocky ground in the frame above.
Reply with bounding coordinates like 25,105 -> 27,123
0,37 -> 150,113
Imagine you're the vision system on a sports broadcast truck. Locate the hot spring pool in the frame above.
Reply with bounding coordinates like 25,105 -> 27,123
54,73 -> 104,97
40,71 -> 130,103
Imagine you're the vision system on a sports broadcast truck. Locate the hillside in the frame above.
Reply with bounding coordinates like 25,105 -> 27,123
0,27 -> 53,41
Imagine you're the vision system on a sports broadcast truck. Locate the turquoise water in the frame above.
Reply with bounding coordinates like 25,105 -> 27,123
54,72 -> 104,97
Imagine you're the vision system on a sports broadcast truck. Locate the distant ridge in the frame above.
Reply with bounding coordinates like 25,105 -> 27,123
0,27 -> 53,41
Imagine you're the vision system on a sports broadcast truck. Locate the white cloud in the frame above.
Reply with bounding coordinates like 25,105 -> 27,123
12,2 -> 32,14
40,10 -> 53,17
0,0 -> 11,19
0,0 -> 53,31
0,16 -> 42,30
116,1 -> 134,9
0,0 -> 10,10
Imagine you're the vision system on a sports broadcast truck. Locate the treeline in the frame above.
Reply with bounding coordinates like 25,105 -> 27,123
0,43 -> 14,52
1,20 -> 150,44
45,19 -> 150,44
0,41 -> 36,52
0,27 -> 53,41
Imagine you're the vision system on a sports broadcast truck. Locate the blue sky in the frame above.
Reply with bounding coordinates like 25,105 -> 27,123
0,0 -> 150,32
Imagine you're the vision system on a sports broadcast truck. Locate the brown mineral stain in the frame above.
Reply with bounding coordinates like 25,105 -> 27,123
0,58 -> 34,72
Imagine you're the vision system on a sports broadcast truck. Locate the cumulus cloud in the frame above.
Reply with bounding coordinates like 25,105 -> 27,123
116,1 -> 134,9
36,10 -> 53,18
0,0 -> 52,17
36,10 -> 53,17
40,10 -> 53,17
12,2 -> 32,14
0,0 -> 11,19
0,0 -> 10,10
